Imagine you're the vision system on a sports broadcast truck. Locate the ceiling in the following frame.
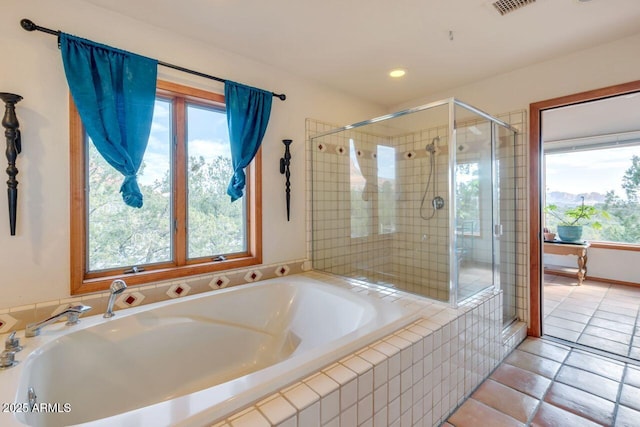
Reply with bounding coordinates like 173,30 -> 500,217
79,0 -> 640,107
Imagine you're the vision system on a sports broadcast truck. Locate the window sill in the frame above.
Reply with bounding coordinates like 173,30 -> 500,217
588,241 -> 640,252
72,255 -> 262,295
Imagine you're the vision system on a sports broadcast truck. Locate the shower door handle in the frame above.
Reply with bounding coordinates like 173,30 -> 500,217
494,224 -> 503,237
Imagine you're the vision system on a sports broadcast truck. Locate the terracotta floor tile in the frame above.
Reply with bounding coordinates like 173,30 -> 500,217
582,325 -> 632,345
598,304 -> 638,317
556,304 -> 597,317
615,405 -> 640,427
588,317 -> 636,334
490,363 -> 552,400
531,402 -> 601,427
471,379 -> 539,423
505,350 -> 562,379
544,326 -> 581,342
592,310 -> 637,326
564,298 -> 601,308
505,349 -> 561,378
577,334 -> 631,356
629,347 -> 640,360
624,366 -> 640,388
544,315 -> 587,333
544,382 -> 615,426
548,309 -> 592,324
578,333 -> 629,356
446,398 -> 525,427
517,338 -> 570,363
555,365 -> 621,402
564,350 -> 625,381
619,384 -> 640,411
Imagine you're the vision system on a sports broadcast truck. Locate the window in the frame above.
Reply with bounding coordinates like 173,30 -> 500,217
348,139 -> 396,238
544,144 -> 640,245
455,162 -> 480,237
71,81 -> 262,294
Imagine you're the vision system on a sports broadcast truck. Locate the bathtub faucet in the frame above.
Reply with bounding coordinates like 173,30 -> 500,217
104,279 -> 127,318
25,304 -> 92,337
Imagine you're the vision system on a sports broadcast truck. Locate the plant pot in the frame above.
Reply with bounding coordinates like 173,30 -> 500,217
557,225 -> 583,242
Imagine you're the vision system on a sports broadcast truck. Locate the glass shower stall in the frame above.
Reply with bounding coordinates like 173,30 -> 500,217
310,99 -> 517,325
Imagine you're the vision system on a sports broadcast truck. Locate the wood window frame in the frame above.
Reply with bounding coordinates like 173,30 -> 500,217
528,79 -> 640,336
70,80 -> 262,295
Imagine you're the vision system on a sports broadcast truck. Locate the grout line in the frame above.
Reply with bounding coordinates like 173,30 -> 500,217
543,335 -> 640,367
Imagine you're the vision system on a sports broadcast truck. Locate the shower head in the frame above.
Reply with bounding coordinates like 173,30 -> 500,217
426,136 -> 439,154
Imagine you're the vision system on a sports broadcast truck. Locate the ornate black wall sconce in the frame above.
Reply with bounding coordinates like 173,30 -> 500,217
279,139 -> 292,221
0,93 -> 23,236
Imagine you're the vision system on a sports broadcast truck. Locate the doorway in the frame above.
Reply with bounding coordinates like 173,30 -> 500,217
529,80 -> 640,361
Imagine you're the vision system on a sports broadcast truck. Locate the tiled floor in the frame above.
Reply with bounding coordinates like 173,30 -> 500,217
543,274 -> 640,360
445,337 -> 640,426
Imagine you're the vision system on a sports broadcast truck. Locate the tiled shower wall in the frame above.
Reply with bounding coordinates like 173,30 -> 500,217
392,127 -> 451,301
306,108 -> 528,323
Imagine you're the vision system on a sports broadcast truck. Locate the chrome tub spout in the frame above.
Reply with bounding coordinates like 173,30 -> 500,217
25,304 -> 92,337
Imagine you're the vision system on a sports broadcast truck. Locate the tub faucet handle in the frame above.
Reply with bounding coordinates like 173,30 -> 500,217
0,350 -> 17,369
5,331 -> 22,352
65,304 -> 92,325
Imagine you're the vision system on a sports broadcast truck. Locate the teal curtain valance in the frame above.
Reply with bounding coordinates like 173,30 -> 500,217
224,81 -> 273,202
60,33 -> 158,208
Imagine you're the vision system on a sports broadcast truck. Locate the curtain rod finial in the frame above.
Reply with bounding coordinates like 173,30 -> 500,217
20,19 -> 37,32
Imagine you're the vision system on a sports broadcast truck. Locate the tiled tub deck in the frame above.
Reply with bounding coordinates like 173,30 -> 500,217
211,273 -> 526,427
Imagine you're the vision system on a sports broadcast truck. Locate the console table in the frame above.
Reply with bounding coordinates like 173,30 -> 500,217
543,241 -> 590,285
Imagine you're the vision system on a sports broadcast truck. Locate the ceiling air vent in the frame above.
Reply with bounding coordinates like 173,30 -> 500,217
492,0 -> 536,15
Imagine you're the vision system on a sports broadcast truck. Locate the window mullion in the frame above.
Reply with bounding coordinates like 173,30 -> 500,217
174,97 -> 187,266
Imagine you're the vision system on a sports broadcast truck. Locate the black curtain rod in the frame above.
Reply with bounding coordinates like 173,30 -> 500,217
20,18 -> 286,101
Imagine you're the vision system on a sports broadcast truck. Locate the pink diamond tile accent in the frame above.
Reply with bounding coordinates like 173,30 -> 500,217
167,283 -> 191,298
244,270 -> 263,283
116,292 -> 145,309
209,275 -> 230,289
0,314 -> 17,334
275,265 -> 290,277
404,151 -> 415,159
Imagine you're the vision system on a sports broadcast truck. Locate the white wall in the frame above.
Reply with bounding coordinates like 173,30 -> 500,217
0,0 -> 385,309
2,1 -> 639,310
393,33 -> 640,285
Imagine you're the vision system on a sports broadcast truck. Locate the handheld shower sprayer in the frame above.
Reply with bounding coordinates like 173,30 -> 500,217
104,279 -> 127,318
420,136 -> 444,220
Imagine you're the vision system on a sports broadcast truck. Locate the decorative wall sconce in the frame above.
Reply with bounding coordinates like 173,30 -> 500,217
0,93 -> 23,236
279,139 -> 292,221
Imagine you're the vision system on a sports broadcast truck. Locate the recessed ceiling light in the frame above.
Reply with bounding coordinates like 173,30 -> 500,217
389,69 -> 406,78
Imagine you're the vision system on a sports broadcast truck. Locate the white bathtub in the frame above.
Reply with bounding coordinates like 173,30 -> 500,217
1,273 -> 420,427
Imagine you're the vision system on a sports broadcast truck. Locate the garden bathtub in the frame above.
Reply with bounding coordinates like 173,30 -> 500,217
1,273 -> 419,427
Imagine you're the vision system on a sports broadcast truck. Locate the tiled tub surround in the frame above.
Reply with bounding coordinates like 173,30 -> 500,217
210,282 -> 524,427
1,271 -> 525,427
0,259 -> 309,334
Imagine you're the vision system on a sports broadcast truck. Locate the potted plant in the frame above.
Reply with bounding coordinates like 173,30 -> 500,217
544,196 -> 609,242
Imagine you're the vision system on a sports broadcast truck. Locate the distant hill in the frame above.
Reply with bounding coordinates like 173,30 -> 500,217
546,191 -> 605,206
